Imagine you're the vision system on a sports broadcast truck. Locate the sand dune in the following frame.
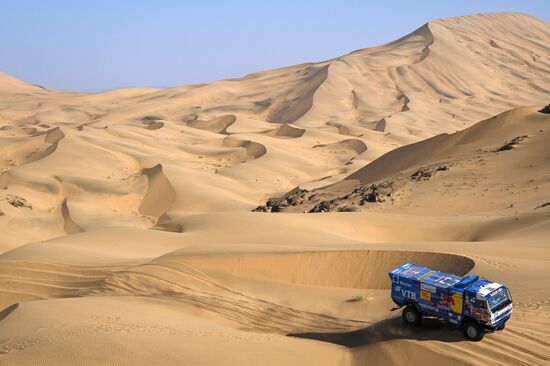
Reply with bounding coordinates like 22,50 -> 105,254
262,106 -> 550,214
0,11 -> 550,366
222,137 -> 267,160
176,250 -> 474,289
314,139 -> 368,155
263,123 -> 306,138
187,114 -> 237,134
138,164 -> 176,220
61,199 -> 82,234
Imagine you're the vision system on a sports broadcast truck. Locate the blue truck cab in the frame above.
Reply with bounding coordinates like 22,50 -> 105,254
389,263 -> 513,341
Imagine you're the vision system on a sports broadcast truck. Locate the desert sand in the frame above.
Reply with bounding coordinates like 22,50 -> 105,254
0,11 -> 549,365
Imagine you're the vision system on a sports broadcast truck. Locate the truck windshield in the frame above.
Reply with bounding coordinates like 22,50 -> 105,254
487,288 -> 512,312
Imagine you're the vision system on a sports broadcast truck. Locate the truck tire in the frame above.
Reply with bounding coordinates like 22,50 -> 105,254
402,306 -> 422,326
463,321 -> 484,341
497,323 -> 505,331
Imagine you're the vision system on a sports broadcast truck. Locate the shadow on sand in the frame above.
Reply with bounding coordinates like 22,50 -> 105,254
288,317 -> 466,347
0,303 -> 19,322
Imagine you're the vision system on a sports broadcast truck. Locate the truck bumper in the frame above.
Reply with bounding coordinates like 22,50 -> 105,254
483,313 -> 511,331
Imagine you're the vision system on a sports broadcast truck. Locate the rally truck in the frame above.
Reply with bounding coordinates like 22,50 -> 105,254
389,263 -> 513,341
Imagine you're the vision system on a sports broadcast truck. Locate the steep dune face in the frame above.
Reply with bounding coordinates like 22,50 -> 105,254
138,164 -> 176,220
262,106 -> 550,214
0,12 -> 550,366
177,250 -> 474,289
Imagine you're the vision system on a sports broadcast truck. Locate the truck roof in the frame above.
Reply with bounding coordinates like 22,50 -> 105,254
390,263 -> 506,299
466,278 -> 504,298
389,263 -> 477,289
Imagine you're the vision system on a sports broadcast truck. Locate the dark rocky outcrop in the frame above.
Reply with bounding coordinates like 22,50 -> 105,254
6,194 -> 32,209
410,166 -> 448,181
354,181 -> 394,205
253,188 -> 309,213
254,181 -> 396,213
494,135 -> 528,152
309,199 -> 338,213
309,181 -> 395,213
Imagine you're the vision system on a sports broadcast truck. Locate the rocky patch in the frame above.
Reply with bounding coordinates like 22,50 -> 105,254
410,166 -> 449,181
253,188 -> 309,213
351,181 -> 395,205
254,180 -> 397,213
6,194 -> 32,209
309,181 -> 395,213
494,135 -> 528,152
308,199 -> 338,213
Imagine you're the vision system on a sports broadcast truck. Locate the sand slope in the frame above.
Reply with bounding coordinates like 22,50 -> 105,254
261,106 -> 550,215
0,11 -> 550,366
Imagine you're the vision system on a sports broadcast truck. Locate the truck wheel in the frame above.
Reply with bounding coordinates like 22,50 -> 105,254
497,323 -> 505,331
402,306 -> 422,326
463,321 -> 484,341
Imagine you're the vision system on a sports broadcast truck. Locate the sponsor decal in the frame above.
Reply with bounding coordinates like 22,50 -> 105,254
478,283 -> 501,296
441,294 -> 463,313
442,296 -> 455,306
399,281 -> 412,288
420,290 -> 431,301
401,289 -> 416,300
421,283 -> 436,293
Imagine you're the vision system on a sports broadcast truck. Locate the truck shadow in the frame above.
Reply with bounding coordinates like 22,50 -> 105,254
288,317 -> 466,347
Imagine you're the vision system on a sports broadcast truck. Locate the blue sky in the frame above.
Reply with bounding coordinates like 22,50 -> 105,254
1,1 -> 548,91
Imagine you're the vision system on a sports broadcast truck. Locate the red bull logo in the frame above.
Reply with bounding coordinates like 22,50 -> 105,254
441,294 -> 463,313
442,296 -> 455,306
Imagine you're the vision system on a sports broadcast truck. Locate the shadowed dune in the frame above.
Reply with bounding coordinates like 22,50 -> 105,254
61,199 -> 82,235
187,115 -> 237,134
266,65 -> 329,124
314,139 -> 368,155
178,250 -> 474,289
0,303 -> 18,322
264,123 -> 306,138
138,164 -> 176,219
0,127 -> 64,171
144,121 -> 164,130
223,137 -> 267,160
